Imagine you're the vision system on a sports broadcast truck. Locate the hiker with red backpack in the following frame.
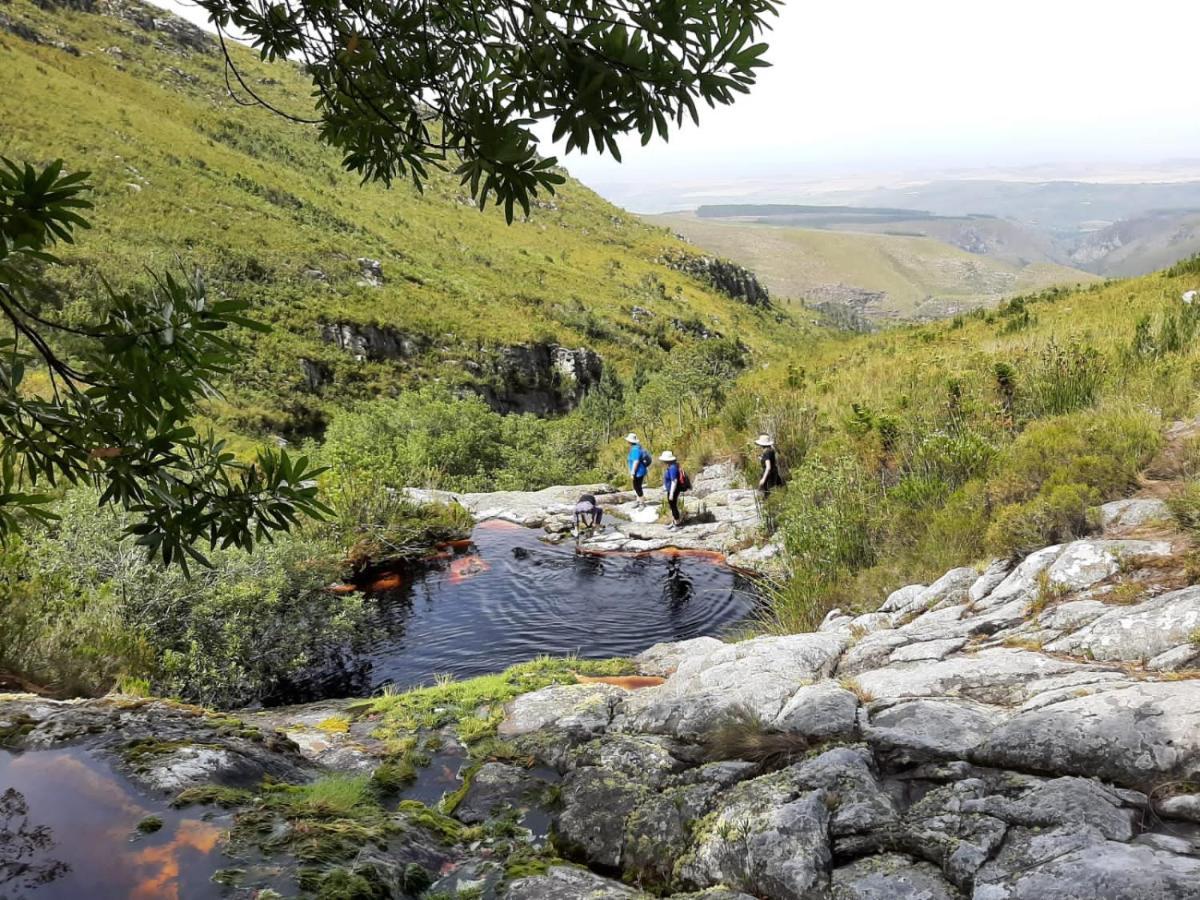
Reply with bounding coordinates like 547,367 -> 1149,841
660,450 -> 691,529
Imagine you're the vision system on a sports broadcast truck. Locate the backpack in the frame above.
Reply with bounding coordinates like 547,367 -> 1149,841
677,468 -> 692,493
638,448 -> 651,472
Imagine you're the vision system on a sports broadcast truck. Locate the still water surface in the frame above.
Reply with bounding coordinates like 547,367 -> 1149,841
287,520 -> 759,699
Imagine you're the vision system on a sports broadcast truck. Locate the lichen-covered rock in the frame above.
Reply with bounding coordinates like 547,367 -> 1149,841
864,699 -> 1006,766
830,853 -> 961,900
880,584 -> 927,614
616,634 -> 847,739
1146,642 -> 1200,671
569,733 -> 688,788
498,683 -> 624,738
961,776 -> 1137,841
973,825 -> 1200,900
897,779 -> 1008,889
790,747 -> 898,854
1155,792 -> 1200,824
975,681 -> 1200,786
968,560 -> 1012,604
624,782 -> 723,888
501,865 -> 642,899
1042,585 -> 1200,662
977,545 -> 1064,609
556,767 -> 650,868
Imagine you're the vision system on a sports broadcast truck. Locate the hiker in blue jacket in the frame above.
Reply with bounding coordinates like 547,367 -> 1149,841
660,450 -> 684,529
625,432 -> 651,509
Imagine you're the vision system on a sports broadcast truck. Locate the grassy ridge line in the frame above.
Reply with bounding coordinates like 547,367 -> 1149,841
649,211 -> 1099,319
0,0 -> 814,435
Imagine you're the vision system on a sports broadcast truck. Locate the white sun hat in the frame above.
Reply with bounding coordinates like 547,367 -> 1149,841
625,432 -> 639,443
659,450 -> 677,462
754,434 -> 775,447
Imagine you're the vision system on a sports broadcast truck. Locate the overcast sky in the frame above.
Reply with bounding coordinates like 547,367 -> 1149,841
153,0 -> 1200,208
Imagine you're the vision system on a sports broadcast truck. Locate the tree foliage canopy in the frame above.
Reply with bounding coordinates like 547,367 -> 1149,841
0,159 -> 329,571
198,0 -> 779,220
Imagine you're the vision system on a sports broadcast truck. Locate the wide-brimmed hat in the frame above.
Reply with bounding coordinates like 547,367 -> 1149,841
625,432 -> 639,444
659,450 -> 677,462
754,434 -> 775,447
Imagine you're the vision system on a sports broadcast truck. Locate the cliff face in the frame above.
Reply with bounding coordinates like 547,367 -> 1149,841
317,320 -> 603,415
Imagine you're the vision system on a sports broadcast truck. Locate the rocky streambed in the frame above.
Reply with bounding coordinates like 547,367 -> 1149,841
5,495 -> 1200,898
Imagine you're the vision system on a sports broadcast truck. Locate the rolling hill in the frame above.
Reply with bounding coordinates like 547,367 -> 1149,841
0,0 -> 813,438
647,211 -> 1099,323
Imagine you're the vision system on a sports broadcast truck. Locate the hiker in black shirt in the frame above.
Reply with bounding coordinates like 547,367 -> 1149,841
755,434 -> 784,497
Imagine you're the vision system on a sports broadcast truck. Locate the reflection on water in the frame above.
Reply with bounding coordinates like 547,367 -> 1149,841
286,520 -> 759,700
0,749 -> 229,900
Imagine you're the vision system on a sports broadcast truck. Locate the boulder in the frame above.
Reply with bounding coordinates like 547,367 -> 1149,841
570,733 -> 687,789
498,683 -> 624,738
962,776 -> 1137,841
617,634 -> 848,739
968,560 -> 1012,604
978,546 -> 1063,609
1043,585 -> 1200,662
773,683 -> 861,740
975,681 -> 1200,787
624,782 -> 723,887
1156,793 -> 1200,824
897,779 -> 1008,889
830,853 -> 960,900
880,584 -> 927,614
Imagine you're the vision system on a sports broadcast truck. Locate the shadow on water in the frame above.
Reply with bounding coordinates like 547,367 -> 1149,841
0,748 -> 236,900
280,520 -> 760,701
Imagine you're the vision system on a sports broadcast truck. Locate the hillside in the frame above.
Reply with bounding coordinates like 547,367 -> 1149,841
1070,209 -> 1200,276
0,0 -> 809,439
647,211 -> 1098,323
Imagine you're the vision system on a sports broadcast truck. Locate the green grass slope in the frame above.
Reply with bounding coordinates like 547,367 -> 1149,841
649,211 -> 1099,321
0,0 -> 810,438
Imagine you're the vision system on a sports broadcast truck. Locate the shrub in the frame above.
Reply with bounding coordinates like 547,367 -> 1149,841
1023,340 -> 1105,417
986,482 -> 1100,558
1168,482 -> 1200,536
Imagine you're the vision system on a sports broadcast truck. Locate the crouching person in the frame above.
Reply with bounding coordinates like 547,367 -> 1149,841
573,493 -> 603,535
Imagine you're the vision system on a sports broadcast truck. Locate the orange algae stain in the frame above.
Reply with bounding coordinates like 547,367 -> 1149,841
574,674 -> 666,690
448,554 -> 491,583
129,819 -> 222,900
579,545 -> 729,565
369,572 -> 405,591
476,518 -> 523,532
442,538 -> 474,550
327,582 -> 359,594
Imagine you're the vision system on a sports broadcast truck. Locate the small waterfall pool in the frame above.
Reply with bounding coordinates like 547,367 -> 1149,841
279,519 -> 760,702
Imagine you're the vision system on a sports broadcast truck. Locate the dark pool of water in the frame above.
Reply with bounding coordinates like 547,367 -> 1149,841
283,520 -> 758,701
0,748 -> 236,900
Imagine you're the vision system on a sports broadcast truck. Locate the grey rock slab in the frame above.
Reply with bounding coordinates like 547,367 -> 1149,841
635,637 -> 725,677
968,560 -> 1012,605
498,683 -> 624,738
917,567 -> 980,611
617,633 -> 848,739
973,826 -> 1200,900
889,637 -> 968,664
830,853 -> 962,900
976,681 -> 1200,787
501,866 -> 643,899
851,648 -> 1095,706
962,776 -> 1136,841
1156,793 -> 1200,824
1044,539 -> 1173,593
667,892 -> 757,900
452,762 -> 551,825
624,781 -> 722,887
1014,670 -> 1136,712
1035,598 -> 1109,633
1043,584 -> 1200,662
1099,497 -> 1171,532
977,545 -> 1064,609
1147,642 -> 1200,672
790,747 -> 899,847
773,682 -> 861,740
864,699 -> 1007,766
838,630 -> 913,676
846,612 -> 896,636
880,584 -> 928,614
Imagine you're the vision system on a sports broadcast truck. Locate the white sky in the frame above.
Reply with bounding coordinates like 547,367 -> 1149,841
153,0 -> 1200,206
